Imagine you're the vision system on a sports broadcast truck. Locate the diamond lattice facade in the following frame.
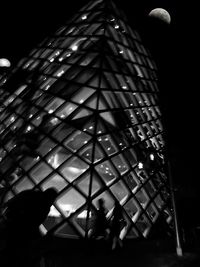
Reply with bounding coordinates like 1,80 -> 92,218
0,0 -> 172,239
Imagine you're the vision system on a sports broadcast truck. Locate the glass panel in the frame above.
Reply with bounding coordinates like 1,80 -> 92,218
124,172 -> 139,192
37,138 -> 57,157
146,203 -> 158,222
144,181 -> 156,197
64,130 -> 91,152
56,102 -> 78,119
110,180 -> 129,203
55,221 -> 81,238
46,147 -> 71,169
30,162 -> 53,183
72,108 -> 92,120
41,173 -> 68,192
41,209 -> 63,234
95,161 -> 117,185
154,194 -> 165,210
135,189 -> 149,208
92,190 -> 115,212
124,198 -> 140,222
20,155 -> 40,171
135,214 -> 151,236
71,87 -> 95,104
56,188 -> 86,216
76,173 -> 101,196
59,157 -> 88,182
44,97 -> 65,113
14,176 -> 35,193
111,154 -> 129,175
100,112 -> 116,127
123,149 -> 137,167
102,91 -> 118,108
98,135 -> 118,156
51,123 -> 74,143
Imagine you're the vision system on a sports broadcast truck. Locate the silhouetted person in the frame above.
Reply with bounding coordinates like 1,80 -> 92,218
109,200 -> 126,250
1,187 -> 57,266
90,198 -> 109,240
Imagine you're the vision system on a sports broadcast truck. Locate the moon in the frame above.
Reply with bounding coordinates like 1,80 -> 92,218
148,8 -> 171,24
0,58 -> 11,67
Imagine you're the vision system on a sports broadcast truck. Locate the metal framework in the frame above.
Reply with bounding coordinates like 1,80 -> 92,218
0,0 -> 171,239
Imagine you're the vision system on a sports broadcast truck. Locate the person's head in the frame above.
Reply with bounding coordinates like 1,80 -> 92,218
98,198 -> 104,207
43,188 -> 58,205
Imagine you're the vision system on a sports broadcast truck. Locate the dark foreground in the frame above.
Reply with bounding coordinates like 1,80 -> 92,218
1,236 -> 200,267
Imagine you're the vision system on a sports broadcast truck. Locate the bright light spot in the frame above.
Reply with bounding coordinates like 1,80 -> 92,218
10,116 -> 15,122
68,166 -> 85,174
57,70 -> 65,77
45,85 -> 50,90
138,162 -> 143,169
0,58 -> 11,67
51,118 -> 58,125
149,153 -> 155,160
48,109 -> 54,114
48,154 -> 59,168
71,45 -> 78,51
26,126 -> 32,132
81,15 -> 87,20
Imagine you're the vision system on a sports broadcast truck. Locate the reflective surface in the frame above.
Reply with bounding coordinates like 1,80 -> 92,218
0,0 -> 171,239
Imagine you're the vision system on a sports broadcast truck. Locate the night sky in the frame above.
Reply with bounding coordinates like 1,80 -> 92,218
0,0 -> 198,192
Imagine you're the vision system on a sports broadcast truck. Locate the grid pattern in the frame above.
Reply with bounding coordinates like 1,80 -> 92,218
0,0 -> 171,239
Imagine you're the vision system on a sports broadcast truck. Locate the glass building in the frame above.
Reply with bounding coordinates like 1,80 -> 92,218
0,0 -> 172,239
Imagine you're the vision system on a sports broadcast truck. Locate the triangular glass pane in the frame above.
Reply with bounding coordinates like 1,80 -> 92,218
72,108 -> 93,120
78,142 -> 94,163
76,172 -> 101,197
84,94 -> 97,109
100,111 -> 116,126
55,221 -> 82,238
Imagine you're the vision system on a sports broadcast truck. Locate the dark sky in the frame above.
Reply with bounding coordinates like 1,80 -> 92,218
0,0 -> 198,190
